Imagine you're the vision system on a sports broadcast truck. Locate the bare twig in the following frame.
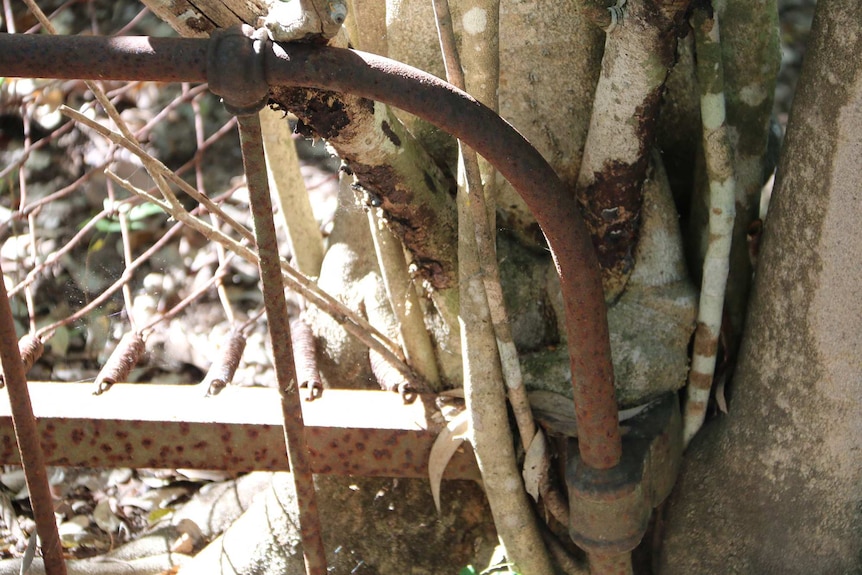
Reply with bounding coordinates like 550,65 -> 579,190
138,254 -> 236,335
102,163 -> 420,390
8,207 -> 111,297
108,180 -> 139,333
34,218 -> 185,341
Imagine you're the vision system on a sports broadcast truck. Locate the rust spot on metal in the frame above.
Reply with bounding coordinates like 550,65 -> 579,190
0,335 -> 45,388
93,331 -> 145,395
3,31 -> 611,468
290,318 -> 322,395
204,329 -> 246,396
2,386 -> 474,479
239,108 -> 330,572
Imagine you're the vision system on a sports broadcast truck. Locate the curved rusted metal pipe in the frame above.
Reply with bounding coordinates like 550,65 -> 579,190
0,32 -> 622,469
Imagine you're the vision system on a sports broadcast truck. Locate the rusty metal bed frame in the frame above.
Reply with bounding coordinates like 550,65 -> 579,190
0,29 -> 682,574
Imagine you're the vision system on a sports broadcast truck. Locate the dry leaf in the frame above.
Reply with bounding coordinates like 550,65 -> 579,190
715,373 -> 729,414
93,499 -> 123,534
428,411 -> 470,513
21,530 -> 36,574
522,429 -> 548,501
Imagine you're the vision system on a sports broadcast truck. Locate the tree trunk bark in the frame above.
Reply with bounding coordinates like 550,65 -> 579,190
659,0 -> 862,571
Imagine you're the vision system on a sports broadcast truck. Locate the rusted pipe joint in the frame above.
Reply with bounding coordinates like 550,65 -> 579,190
207,25 -> 270,116
566,393 -> 682,555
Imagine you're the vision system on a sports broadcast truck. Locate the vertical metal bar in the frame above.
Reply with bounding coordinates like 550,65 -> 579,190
588,551 -> 633,575
236,113 -> 327,575
0,261 -> 67,575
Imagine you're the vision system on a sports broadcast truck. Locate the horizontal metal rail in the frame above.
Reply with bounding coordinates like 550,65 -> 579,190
0,383 -> 479,480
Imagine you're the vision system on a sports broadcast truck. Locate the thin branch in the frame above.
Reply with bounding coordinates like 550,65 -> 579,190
35,218 -> 186,340
108,179 -> 139,333
433,0 -> 553,571
367,208 -> 441,388
432,0 -> 535,451
138,254 -> 235,335
683,8 -> 737,447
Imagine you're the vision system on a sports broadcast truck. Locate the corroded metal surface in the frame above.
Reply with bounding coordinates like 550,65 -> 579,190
0,34 -> 209,83
0,383 -> 479,480
567,393 -> 682,556
235,98 -> 328,573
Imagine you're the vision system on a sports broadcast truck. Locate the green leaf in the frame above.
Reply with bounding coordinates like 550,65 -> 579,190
127,201 -> 166,221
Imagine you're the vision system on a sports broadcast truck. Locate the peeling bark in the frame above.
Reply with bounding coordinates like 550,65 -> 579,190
270,87 -> 459,291
576,0 -> 691,301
